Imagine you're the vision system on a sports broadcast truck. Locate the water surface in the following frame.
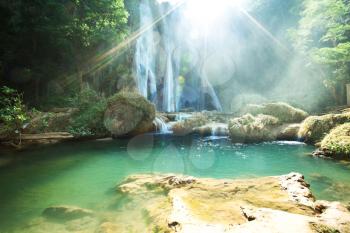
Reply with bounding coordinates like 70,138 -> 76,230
0,135 -> 350,231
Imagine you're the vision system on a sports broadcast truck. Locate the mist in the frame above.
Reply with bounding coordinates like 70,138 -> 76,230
131,0 -> 331,113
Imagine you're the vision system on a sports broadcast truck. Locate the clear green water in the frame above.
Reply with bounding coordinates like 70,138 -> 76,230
0,135 -> 350,231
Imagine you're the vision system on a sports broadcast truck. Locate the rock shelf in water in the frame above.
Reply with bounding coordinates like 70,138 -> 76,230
21,173 -> 350,233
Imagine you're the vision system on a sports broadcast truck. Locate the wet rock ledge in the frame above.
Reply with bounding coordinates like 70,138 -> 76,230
21,173 -> 350,233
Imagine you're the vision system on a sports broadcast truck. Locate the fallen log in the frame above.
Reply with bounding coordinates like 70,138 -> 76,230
21,132 -> 74,140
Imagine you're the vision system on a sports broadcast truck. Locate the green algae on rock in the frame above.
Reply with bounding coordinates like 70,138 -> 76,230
320,123 -> 350,158
228,114 -> 280,143
43,205 -> 94,221
104,91 -> 156,137
240,102 -> 309,123
298,112 -> 350,144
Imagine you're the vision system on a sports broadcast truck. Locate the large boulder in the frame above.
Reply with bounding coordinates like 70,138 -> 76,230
114,173 -> 350,233
241,102 -> 308,123
104,92 -> 156,137
319,123 -> 350,158
298,112 -> 350,143
228,114 -> 280,143
277,124 -> 301,141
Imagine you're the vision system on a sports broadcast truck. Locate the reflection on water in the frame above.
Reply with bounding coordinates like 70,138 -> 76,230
0,135 -> 350,232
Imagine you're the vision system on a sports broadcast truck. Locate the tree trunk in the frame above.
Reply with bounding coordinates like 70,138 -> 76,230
77,67 -> 84,91
35,77 -> 40,104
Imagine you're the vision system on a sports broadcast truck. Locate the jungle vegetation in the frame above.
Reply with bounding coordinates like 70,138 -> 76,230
0,0 -> 349,117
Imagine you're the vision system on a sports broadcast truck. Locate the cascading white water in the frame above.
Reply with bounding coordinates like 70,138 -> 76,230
135,0 -> 157,101
153,116 -> 172,134
134,0 -> 223,112
163,51 -> 175,112
175,113 -> 192,121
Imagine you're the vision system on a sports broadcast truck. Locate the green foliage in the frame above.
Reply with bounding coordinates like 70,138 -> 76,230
0,86 -> 27,133
65,0 -> 128,48
292,0 -> 350,88
68,88 -> 108,137
0,0 -> 129,103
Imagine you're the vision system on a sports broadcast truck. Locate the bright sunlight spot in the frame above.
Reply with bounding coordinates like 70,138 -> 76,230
184,0 -> 245,30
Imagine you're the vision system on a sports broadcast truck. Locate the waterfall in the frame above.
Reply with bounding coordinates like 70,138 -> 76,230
134,0 -> 223,113
153,116 -> 172,134
163,52 -> 175,112
135,0 -> 157,101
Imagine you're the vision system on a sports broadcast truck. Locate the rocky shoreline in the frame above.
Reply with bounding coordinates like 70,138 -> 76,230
1,97 -> 350,160
18,173 -> 350,233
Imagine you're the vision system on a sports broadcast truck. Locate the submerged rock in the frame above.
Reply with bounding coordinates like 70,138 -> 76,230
42,205 -> 93,221
228,114 -> 280,143
104,92 -> 156,137
240,102 -> 309,123
95,222 -> 122,233
319,123 -> 350,158
298,112 -> 350,144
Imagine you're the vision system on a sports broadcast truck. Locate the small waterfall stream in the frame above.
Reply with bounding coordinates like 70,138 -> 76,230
153,116 -> 172,134
163,51 -> 175,112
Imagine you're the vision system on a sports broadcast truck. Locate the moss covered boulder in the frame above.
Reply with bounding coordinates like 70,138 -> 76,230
228,114 -> 281,143
298,112 -> 350,143
172,113 -> 208,136
319,123 -> 350,158
104,92 -> 156,137
241,102 -> 308,123
277,124 -> 301,141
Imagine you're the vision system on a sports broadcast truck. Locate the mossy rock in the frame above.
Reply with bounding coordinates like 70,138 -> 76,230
298,113 -> 350,144
104,91 -> 156,137
320,123 -> 350,158
228,114 -> 280,143
24,109 -> 78,134
172,113 -> 208,136
241,102 -> 308,123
